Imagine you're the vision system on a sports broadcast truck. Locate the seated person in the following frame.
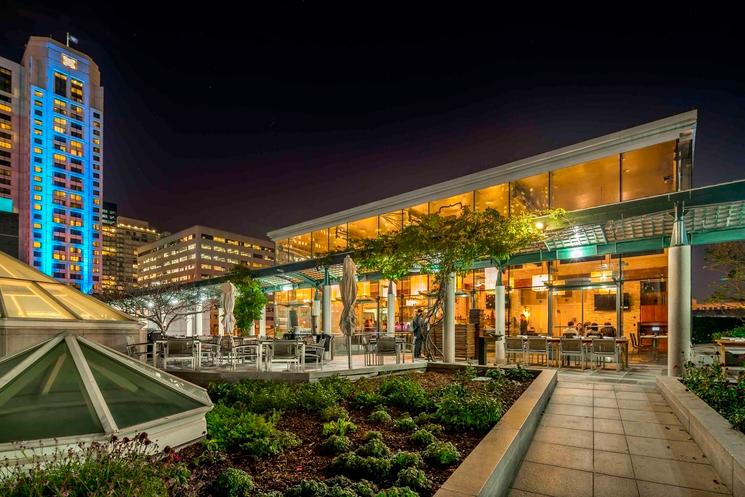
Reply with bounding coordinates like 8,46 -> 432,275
600,322 -> 616,337
562,321 -> 577,337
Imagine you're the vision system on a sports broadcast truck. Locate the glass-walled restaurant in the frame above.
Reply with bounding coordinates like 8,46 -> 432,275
267,113 -> 698,358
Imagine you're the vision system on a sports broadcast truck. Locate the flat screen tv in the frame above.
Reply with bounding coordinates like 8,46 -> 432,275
593,293 -> 631,311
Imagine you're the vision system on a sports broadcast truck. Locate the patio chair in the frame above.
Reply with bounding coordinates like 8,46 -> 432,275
233,343 -> 259,366
505,337 -> 526,364
526,337 -> 548,366
304,336 -> 327,369
591,338 -> 619,370
630,333 -> 652,356
375,336 -> 401,365
163,339 -> 195,369
318,333 -> 335,360
269,340 -> 302,371
125,341 -> 151,363
559,337 -> 585,369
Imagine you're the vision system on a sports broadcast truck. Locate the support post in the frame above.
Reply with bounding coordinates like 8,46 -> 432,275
668,203 -> 692,377
444,272 -> 456,364
494,268 -> 506,363
387,281 -> 396,336
322,268 -> 332,335
259,306 -> 267,337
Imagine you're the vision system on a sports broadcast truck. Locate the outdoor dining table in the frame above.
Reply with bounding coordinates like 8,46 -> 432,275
256,339 -> 305,371
514,335 -> 629,370
715,338 -> 745,366
367,336 -> 409,364
153,337 -> 201,369
639,334 -> 667,361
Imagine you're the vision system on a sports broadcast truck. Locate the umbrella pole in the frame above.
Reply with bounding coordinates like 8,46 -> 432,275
347,335 -> 352,369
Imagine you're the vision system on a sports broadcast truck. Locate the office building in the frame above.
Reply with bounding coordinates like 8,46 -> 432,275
0,56 -> 20,213
1,37 -> 106,293
101,201 -> 161,294
137,225 -> 274,287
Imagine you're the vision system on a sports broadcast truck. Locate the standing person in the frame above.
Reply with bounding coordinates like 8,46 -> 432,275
412,309 -> 426,359
519,314 -> 529,335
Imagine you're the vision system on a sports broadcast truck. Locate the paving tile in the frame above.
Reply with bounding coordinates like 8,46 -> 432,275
594,418 -> 625,434
594,383 -> 615,390
622,421 -> 693,441
614,384 -> 659,392
546,403 -> 594,417
626,436 -> 708,464
594,396 -> 619,408
533,425 -> 594,449
508,490 -> 552,497
617,399 -> 672,411
616,391 -> 666,402
620,409 -> 682,425
594,474 -> 640,497
595,450 -> 635,478
554,387 -> 594,398
636,480 -> 732,497
595,432 -> 629,453
540,413 -> 592,431
594,389 -> 617,399
525,441 -> 593,471
550,394 -> 594,406
556,381 -> 594,390
631,455 -> 730,493
512,461 -> 592,497
595,407 -> 622,420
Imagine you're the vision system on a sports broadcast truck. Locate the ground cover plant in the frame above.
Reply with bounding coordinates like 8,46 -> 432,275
681,362 -> 745,432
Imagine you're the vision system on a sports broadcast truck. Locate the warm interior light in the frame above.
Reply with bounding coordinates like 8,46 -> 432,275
534,221 -> 545,230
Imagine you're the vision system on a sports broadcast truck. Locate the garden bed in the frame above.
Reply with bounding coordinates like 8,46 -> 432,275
186,365 -> 537,496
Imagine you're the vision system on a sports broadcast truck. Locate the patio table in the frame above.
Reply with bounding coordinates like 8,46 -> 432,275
715,338 -> 745,367
519,336 -> 629,370
639,334 -> 667,361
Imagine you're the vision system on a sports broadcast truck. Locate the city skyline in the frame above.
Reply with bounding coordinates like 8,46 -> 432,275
2,4 -> 744,298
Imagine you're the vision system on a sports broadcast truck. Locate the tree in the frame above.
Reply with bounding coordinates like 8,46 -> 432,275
352,207 -> 561,359
705,241 -> 745,303
229,265 -> 268,335
105,283 -> 218,336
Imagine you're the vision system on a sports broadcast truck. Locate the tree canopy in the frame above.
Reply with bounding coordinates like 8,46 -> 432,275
229,264 -> 268,335
705,241 -> 745,303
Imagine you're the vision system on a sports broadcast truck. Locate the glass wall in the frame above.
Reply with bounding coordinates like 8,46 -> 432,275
312,229 -> 329,257
404,203 -> 429,226
329,224 -> 347,252
379,210 -> 403,234
430,192 -> 473,218
507,262 -> 549,335
348,217 -> 378,244
621,142 -> 676,200
510,173 -> 549,215
551,155 -> 620,211
475,184 -> 509,216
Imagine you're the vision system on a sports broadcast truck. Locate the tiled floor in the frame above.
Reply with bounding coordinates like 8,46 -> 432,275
510,377 -> 733,497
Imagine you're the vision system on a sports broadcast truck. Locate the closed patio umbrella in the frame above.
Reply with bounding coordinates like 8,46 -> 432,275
339,255 -> 358,369
220,282 -> 236,345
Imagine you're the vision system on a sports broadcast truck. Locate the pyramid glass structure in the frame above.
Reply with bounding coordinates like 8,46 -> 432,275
0,251 -> 132,322
0,333 -> 211,449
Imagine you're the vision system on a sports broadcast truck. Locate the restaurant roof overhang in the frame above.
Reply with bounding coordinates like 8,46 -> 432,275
247,179 -> 745,293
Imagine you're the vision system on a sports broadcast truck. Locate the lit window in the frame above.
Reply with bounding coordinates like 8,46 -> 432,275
34,90 -> 43,97
33,128 -> 42,135
33,223 -> 42,229
33,194 -> 41,201
33,176 -> 42,182
33,241 -> 41,248
0,103 -> 11,112
33,147 -> 42,154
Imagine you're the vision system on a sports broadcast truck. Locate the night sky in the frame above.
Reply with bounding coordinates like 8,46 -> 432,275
1,4 -> 743,300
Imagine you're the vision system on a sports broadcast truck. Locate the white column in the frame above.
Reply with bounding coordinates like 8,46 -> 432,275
387,281 -> 396,336
322,284 -> 332,334
668,208 -> 692,377
185,308 -> 194,337
444,272 -> 456,363
494,269 -> 506,363
196,308 -> 204,336
259,306 -> 267,337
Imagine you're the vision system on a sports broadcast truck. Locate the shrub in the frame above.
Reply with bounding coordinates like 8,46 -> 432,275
393,416 -> 417,432
321,435 -> 352,455
285,479 -> 328,497
352,480 -> 379,497
682,363 -> 745,432
256,492 -> 283,497
320,405 -> 350,422
484,368 -> 506,381
329,453 -> 392,482
413,412 -> 432,425
433,383 -> 467,399
326,476 -> 379,497
390,451 -> 423,474
368,408 -> 393,424
353,391 -> 386,409
328,485 -> 357,497
205,404 -> 300,456
356,438 -> 391,458
322,418 -> 358,437
0,436 -> 187,497
319,375 -> 357,401
423,441 -> 460,466
378,377 -> 431,412
434,392 -> 503,432
395,467 -> 431,492
504,365 -> 533,381
212,468 -> 254,497
421,423 -> 444,436
454,364 -> 479,382
362,430 -> 383,442
375,487 -> 419,497
409,429 -> 436,448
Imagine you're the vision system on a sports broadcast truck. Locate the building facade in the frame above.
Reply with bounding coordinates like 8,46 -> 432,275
137,225 -> 274,287
0,56 -> 20,213
9,37 -> 105,293
263,112 -> 701,359
101,201 -> 161,294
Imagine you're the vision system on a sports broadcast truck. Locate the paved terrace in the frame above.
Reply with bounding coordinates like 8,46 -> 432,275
510,376 -> 733,497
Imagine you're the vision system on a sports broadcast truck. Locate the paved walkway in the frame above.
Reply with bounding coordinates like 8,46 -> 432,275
510,377 -> 733,497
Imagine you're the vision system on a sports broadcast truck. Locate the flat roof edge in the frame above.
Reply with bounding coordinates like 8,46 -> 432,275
268,110 -> 698,240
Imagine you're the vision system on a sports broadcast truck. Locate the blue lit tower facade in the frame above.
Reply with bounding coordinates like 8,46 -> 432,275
19,37 -> 103,293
